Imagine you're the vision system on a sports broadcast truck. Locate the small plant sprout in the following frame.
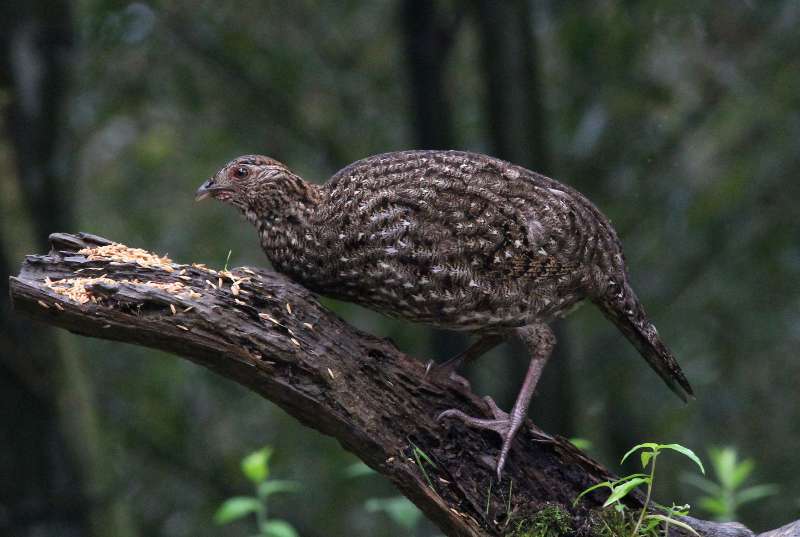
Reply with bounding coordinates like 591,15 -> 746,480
409,440 -> 437,489
223,249 -> 233,272
683,447 -> 778,521
214,446 -> 301,537
575,443 -> 705,537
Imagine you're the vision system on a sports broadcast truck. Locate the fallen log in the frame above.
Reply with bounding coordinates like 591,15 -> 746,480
8,232 -> 795,537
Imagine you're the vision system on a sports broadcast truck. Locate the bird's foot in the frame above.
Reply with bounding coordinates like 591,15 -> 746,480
424,359 -> 471,390
437,396 -> 520,478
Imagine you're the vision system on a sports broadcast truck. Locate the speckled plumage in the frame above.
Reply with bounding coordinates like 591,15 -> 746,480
197,149 -> 693,477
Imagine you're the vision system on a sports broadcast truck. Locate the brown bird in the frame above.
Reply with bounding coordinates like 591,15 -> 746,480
196,150 -> 693,478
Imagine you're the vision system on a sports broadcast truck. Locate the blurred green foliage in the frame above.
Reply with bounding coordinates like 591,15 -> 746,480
214,447 -> 300,537
684,447 -> 779,522
2,1 -> 800,536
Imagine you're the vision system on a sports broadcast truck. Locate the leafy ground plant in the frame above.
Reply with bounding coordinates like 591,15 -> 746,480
683,446 -> 778,521
575,443 -> 705,537
214,447 -> 301,537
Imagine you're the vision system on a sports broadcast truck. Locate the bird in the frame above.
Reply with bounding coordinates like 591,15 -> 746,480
196,149 -> 693,478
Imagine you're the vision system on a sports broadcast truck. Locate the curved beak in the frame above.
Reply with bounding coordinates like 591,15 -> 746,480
195,179 -> 232,201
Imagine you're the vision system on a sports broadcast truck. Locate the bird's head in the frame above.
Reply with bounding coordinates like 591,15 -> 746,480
195,155 -> 294,211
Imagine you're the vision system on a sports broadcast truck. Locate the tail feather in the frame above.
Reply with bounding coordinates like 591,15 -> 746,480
594,282 -> 693,402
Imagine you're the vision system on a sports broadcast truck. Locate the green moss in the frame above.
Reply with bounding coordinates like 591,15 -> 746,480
585,508 -> 637,537
507,504 -> 574,537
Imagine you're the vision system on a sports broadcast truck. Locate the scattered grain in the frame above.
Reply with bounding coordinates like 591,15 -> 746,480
45,276 -> 195,305
37,300 -> 50,309
302,322 -> 313,330
44,276 -> 116,304
259,313 -> 278,324
170,304 -> 177,315
79,243 -> 173,269
177,325 -> 189,331
286,303 -> 292,314
327,367 -> 335,379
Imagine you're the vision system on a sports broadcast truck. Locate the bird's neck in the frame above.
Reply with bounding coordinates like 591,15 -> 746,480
247,175 -> 324,273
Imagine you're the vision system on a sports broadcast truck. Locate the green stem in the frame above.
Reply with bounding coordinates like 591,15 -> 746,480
632,453 -> 657,537
255,484 -> 268,534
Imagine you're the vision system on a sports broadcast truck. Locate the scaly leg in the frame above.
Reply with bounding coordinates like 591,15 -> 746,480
437,324 -> 555,479
425,334 -> 503,385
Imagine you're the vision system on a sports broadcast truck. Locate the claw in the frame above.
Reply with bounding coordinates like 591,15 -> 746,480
435,325 -> 554,479
437,398 -> 521,478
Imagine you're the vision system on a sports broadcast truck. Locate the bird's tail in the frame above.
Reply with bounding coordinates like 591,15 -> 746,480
593,281 -> 693,402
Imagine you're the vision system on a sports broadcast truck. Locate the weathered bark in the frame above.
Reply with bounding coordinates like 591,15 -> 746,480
8,233 -> 795,537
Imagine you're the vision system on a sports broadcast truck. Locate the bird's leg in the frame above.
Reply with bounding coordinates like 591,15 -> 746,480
425,334 -> 503,385
437,324 -> 555,478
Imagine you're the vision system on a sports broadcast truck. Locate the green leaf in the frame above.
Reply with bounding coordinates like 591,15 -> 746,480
640,450 -> 654,469
659,444 -> 705,475
735,484 -> 779,506
641,517 -> 661,532
682,473 -> 723,496
365,497 -> 422,530
620,443 -> 659,465
213,496 -> 261,524
710,447 -> 738,488
645,515 -> 701,536
262,519 -> 299,537
258,480 -> 301,498
242,447 -> 272,484
569,437 -> 593,451
410,442 -> 437,468
602,477 -> 650,507
698,496 -> 728,516
730,458 -> 755,489
573,481 -> 613,506
616,473 -> 650,482
344,461 -> 376,478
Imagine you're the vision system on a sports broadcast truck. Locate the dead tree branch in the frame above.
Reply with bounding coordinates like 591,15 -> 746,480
8,233 -> 794,537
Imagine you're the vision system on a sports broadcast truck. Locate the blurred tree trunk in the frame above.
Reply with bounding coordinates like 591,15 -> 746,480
472,0 -> 574,436
400,0 -> 470,362
0,2 -> 135,536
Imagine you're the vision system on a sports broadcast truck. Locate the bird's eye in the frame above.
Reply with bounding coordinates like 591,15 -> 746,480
233,166 -> 248,179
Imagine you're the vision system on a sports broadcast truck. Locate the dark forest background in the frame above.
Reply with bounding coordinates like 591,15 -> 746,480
2,1 -> 799,536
